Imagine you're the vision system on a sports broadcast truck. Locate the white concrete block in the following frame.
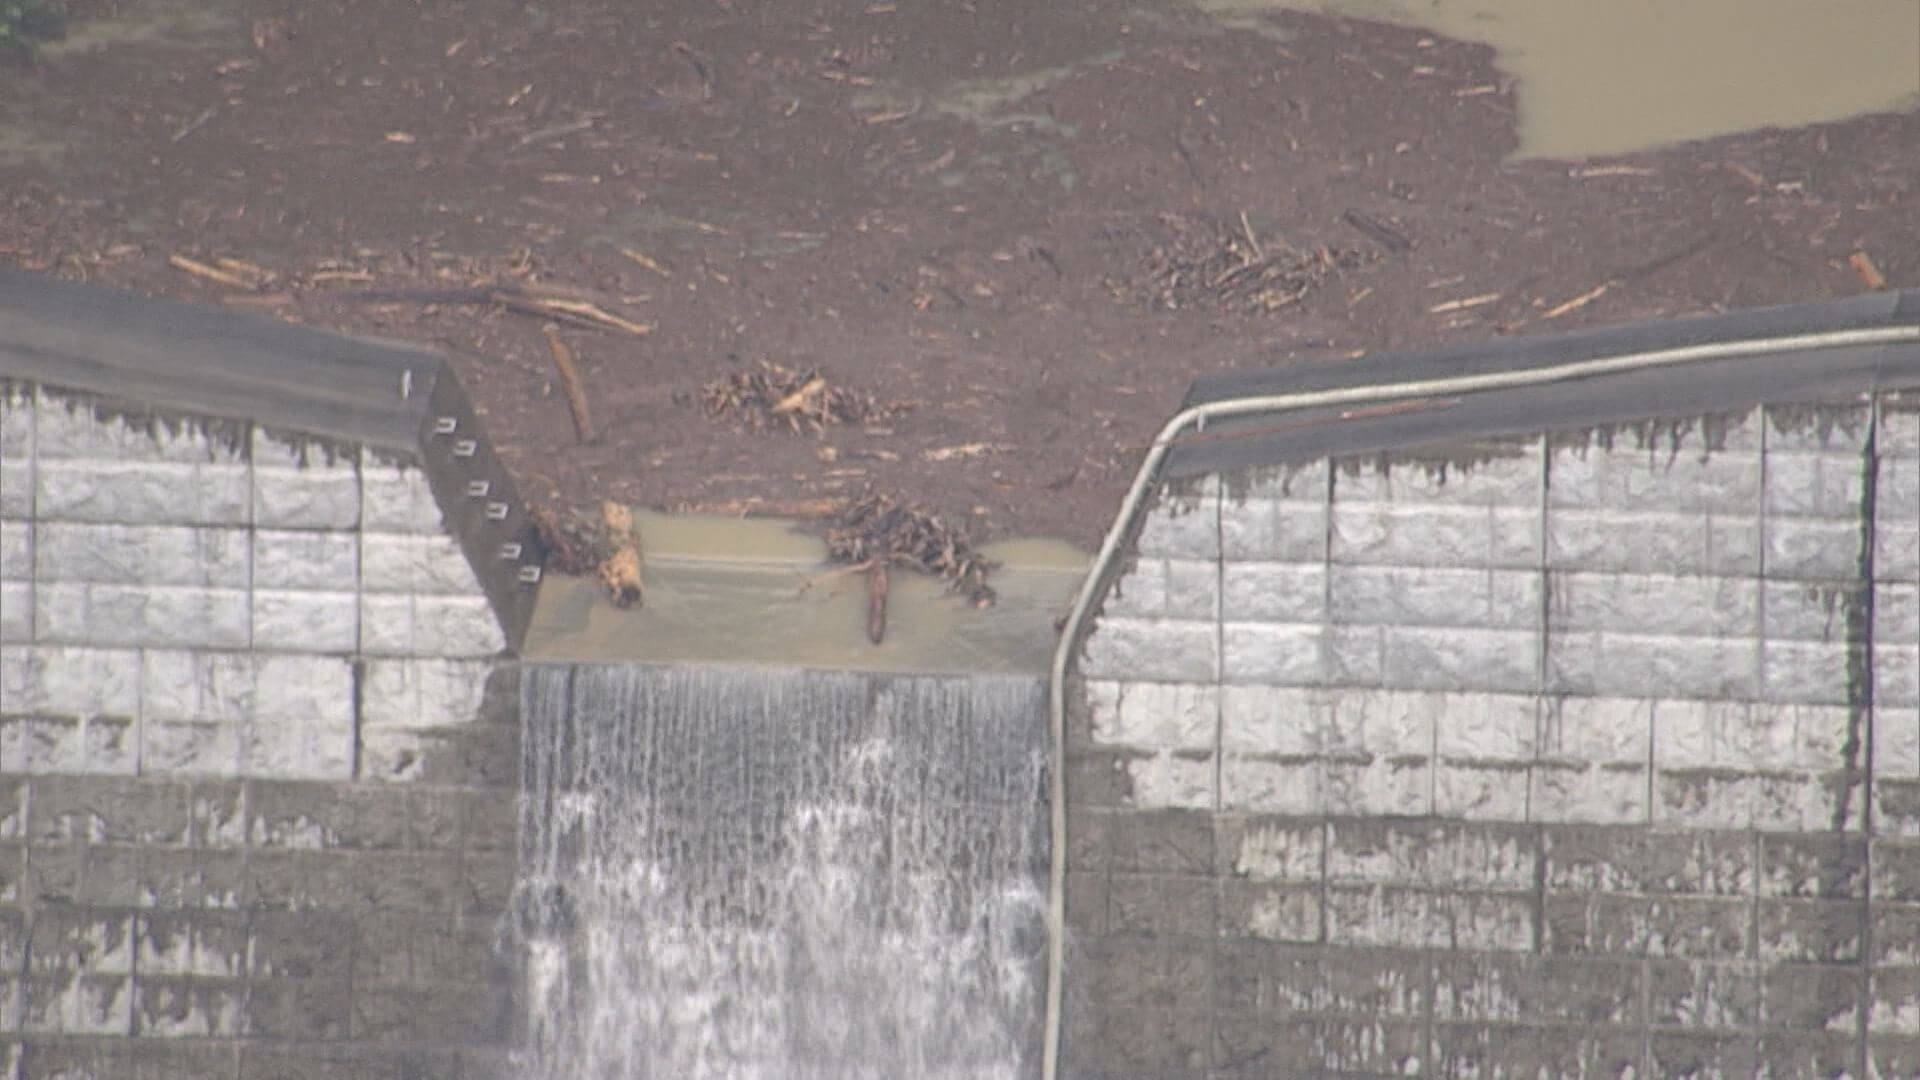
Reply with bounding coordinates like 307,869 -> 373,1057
1552,631 -> 1759,700
361,532 -> 485,595
1221,561 -> 1324,623
1101,556 -> 1218,621
361,458 -> 445,534
1222,622 -> 1322,686
34,523 -> 249,587
1747,703 -> 1853,773
1766,517 -> 1864,581
1879,520 -> 1920,585
359,594 -> 505,657
1880,584 -> 1920,645
1135,477 -> 1219,560
1380,626 -> 1538,693
1330,503 -> 1541,571
0,645 -> 140,719
252,590 -> 359,654
33,395 -> 246,463
242,655 -> 355,780
1765,449 -> 1866,518
0,518 -> 27,579
1219,491 -> 1328,563
0,581 -> 30,643
0,460 -> 30,517
1760,639 -> 1852,705
1546,508 -> 1761,577
1536,696 -> 1652,767
253,530 -> 357,590
1325,624 -> 1384,686
1219,685 -> 1321,756
1342,691 -> 1442,760
1550,572 -> 1758,638
1876,643 -> 1919,710
1081,615 -> 1216,683
1763,580 -> 1856,643
36,583 -> 250,650
1220,756 -> 1316,814
140,651 -> 254,724
255,466 -> 362,530
36,460 -> 250,526
1332,565 -> 1538,631
1088,680 -> 1217,753
360,657 -> 495,731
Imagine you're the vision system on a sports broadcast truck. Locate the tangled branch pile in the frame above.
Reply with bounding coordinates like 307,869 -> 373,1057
702,361 -> 910,433
825,492 -> 997,606
1114,214 -> 1374,314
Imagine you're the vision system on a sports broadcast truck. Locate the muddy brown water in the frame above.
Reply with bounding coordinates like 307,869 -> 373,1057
1252,0 -> 1920,158
521,512 -> 1087,674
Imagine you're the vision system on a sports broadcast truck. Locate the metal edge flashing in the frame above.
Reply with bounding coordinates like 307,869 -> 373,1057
417,366 -> 543,655
0,268 -> 538,655
1038,295 -> 1920,1080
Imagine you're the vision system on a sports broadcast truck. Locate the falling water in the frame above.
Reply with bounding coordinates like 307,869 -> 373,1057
511,663 -> 1050,1080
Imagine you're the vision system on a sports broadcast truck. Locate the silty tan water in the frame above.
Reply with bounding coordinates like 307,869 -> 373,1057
1205,0 -> 1920,158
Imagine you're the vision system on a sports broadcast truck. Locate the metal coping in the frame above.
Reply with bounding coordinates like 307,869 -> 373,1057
0,268 -> 541,652
1169,289 -> 1920,478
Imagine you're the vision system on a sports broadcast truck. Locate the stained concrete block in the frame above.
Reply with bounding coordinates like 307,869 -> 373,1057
131,978 -> 249,1037
1217,756 -> 1314,815
1323,754 -> 1433,817
1085,680 -> 1217,753
1134,478 -> 1219,560
1547,426 -> 1761,513
1325,820 -> 1536,890
135,911 -> 251,979
1,645 -> 141,721
253,429 -> 361,529
1219,477 -> 1328,561
0,583 -> 31,644
1543,893 -> 1752,960
1324,886 -> 1533,951
19,974 -> 132,1035
1217,881 -> 1320,943
1109,873 -> 1217,936
1101,556 -> 1218,622
1119,752 -> 1214,811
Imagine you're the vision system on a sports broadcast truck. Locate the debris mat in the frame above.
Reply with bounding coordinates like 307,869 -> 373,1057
825,492 -> 998,607
702,361 -> 910,433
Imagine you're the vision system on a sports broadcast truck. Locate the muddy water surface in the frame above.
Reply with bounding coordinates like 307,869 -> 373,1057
1247,0 -> 1920,158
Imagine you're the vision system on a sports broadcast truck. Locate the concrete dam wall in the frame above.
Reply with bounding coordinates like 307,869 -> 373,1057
9,267 -> 1920,1080
1058,292 -> 1920,1078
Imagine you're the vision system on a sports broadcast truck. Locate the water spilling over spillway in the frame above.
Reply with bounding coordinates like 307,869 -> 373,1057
513,663 -> 1050,1080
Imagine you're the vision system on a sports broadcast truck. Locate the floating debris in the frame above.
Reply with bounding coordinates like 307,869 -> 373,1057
823,491 -> 998,646
702,361 -> 910,434
1109,213 -> 1374,314
532,500 -> 645,608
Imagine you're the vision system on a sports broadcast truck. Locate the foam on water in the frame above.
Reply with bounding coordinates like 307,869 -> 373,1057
512,663 -> 1049,1080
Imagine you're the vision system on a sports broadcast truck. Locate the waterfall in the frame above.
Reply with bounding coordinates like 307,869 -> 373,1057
511,663 -> 1049,1080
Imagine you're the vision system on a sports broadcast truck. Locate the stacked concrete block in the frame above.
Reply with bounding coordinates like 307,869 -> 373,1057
1068,396 -> 1920,1078
0,386 -> 521,1077
0,773 -> 516,1077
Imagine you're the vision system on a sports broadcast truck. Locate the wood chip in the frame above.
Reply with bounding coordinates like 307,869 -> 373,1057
1428,292 -> 1500,315
1541,281 -> 1613,320
168,254 -> 257,289
1850,251 -> 1889,291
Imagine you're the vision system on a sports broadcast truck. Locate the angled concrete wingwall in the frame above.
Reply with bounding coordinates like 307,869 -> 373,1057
0,271 -> 539,1080
1061,309 -> 1920,1079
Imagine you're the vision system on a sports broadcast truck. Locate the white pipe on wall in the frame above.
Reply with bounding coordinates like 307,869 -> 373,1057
1038,323 -> 1920,1080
